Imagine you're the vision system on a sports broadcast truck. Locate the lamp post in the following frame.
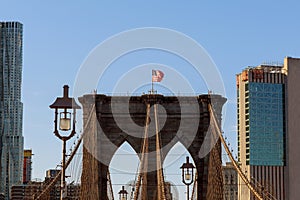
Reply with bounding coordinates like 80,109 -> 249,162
180,156 -> 195,200
118,186 -> 128,200
49,85 -> 81,200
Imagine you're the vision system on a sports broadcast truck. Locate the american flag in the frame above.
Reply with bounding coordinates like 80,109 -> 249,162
152,70 -> 164,82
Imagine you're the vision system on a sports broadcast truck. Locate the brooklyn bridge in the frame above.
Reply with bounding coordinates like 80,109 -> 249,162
34,90 -> 273,200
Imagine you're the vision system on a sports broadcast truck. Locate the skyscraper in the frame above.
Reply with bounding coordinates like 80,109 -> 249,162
236,64 -> 286,199
0,21 -> 24,199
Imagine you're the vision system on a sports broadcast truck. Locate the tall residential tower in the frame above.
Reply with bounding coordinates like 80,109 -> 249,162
236,64 -> 286,199
0,21 -> 24,199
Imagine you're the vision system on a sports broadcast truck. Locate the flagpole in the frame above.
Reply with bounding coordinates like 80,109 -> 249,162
151,70 -> 154,94
152,78 -> 154,94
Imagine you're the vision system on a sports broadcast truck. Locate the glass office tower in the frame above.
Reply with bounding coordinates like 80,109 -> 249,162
237,65 -> 286,200
246,82 -> 285,166
0,22 -> 24,199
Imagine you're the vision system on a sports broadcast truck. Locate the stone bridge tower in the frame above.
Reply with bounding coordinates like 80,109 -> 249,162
79,94 -> 226,200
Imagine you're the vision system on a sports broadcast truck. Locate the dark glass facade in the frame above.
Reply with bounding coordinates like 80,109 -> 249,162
245,82 -> 285,166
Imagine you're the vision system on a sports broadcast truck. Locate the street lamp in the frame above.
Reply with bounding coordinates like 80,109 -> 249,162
180,156 -> 195,200
118,186 -> 128,200
49,85 -> 81,200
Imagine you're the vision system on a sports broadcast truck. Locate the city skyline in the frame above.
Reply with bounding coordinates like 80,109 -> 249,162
1,2 -> 300,198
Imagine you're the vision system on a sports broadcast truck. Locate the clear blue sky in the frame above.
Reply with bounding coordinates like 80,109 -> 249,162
1,0 -> 300,198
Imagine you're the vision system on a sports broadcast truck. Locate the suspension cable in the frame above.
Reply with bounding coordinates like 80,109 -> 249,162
208,103 -> 264,200
107,169 -> 115,200
133,103 -> 150,200
191,171 -> 198,200
154,104 -> 167,200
